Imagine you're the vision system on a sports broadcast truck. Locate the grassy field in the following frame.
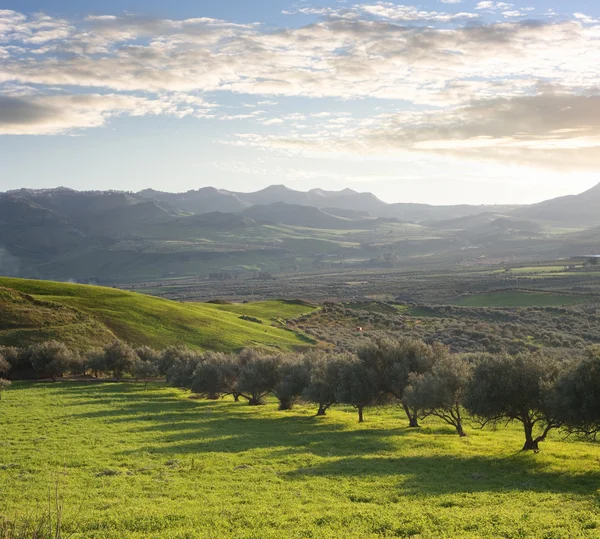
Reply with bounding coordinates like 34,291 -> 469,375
0,278 -> 316,352
451,291 -> 588,307
1,383 -> 599,538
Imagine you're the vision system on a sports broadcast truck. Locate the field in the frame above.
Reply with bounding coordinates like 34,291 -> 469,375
1,383 -> 599,538
0,278 -> 316,352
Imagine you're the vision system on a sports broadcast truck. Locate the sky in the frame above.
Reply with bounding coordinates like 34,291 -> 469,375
1,0 -> 600,205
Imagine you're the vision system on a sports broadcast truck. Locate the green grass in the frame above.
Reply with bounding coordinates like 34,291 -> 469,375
451,291 -> 588,307
209,300 -> 317,325
0,278 -> 315,352
1,383 -> 600,538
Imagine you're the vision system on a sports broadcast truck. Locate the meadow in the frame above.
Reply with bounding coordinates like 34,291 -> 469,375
1,382 -> 599,538
0,278 -> 316,352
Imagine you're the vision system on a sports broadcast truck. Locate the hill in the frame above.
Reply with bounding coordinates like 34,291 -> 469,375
240,202 -> 358,229
0,278 -> 316,352
511,182 -> 600,226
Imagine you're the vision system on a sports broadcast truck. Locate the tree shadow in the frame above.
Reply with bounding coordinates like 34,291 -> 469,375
285,454 -> 600,497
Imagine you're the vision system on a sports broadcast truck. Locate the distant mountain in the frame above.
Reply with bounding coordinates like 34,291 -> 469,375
139,187 -> 250,214
1,182 -> 600,283
240,202 -> 356,229
510,183 -> 600,226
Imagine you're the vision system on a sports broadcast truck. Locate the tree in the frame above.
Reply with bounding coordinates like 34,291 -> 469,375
0,353 -> 10,378
237,352 -> 282,405
29,341 -> 73,381
135,346 -> 161,365
85,349 -> 106,378
272,355 -> 311,411
132,358 -> 160,388
358,338 -> 442,427
103,340 -> 138,381
335,356 -> 380,423
303,352 -> 351,416
405,353 -> 472,437
164,347 -> 204,389
552,347 -> 600,438
464,352 -> 563,451
191,352 -> 239,400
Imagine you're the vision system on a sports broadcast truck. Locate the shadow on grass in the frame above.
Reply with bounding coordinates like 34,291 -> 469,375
285,454 -> 600,497
57,382 -> 600,497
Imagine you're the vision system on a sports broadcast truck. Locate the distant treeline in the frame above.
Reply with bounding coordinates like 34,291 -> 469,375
1,339 -> 600,452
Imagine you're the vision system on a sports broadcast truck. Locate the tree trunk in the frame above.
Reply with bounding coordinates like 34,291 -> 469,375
233,392 -> 240,402
316,404 -> 327,416
522,421 -> 538,451
358,405 -> 364,423
278,397 -> 292,411
403,404 -> 419,427
456,422 -> 467,437
248,396 -> 264,406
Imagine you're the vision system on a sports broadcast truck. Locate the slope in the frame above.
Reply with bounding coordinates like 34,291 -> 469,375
0,278 -> 316,352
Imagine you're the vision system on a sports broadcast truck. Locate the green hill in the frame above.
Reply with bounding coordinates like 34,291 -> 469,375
0,278 -> 316,352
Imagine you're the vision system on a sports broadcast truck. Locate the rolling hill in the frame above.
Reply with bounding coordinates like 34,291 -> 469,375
0,278 -> 316,352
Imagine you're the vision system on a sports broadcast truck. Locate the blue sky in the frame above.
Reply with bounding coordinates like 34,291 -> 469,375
1,0 -> 600,204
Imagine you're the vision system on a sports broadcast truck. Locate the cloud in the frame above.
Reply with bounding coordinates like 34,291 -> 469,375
230,91 -> 600,169
0,93 -> 214,134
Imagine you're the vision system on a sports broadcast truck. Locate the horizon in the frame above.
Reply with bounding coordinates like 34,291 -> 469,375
2,0 -> 600,204
1,179 -> 598,207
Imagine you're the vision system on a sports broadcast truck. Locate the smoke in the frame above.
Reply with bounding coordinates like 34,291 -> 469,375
0,247 -> 21,277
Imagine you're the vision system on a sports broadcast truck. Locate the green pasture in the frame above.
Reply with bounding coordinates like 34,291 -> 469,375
0,278 -> 314,352
1,383 -> 599,538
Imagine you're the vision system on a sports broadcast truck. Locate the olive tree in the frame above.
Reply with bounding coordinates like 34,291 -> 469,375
103,340 -> 138,381
29,341 -> 73,381
552,347 -> 600,438
237,352 -> 282,406
464,352 -> 563,451
303,352 -> 352,416
0,353 -> 10,378
358,338 -> 443,427
335,356 -> 380,423
85,349 -> 107,378
405,353 -> 472,437
191,352 -> 239,400
272,355 -> 311,411
163,347 -> 203,389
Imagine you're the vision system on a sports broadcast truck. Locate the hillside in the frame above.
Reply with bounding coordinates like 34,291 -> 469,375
511,182 -> 600,226
0,278 -> 316,352
241,202 -> 356,229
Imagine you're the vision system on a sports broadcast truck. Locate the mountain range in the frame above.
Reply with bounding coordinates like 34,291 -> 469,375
1,183 -> 599,282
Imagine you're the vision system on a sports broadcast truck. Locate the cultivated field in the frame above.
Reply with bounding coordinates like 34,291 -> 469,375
1,383 -> 599,538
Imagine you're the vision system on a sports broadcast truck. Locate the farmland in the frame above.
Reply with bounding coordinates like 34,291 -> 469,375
1,382 -> 599,538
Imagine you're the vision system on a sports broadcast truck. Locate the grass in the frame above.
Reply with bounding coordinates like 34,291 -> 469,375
0,278 -> 315,352
451,291 -> 588,307
1,383 -> 600,538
